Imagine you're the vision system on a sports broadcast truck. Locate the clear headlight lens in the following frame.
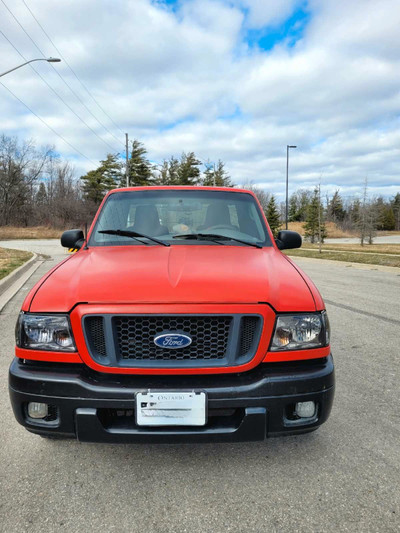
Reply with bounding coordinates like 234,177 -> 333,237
270,312 -> 330,351
15,313 -> 76,352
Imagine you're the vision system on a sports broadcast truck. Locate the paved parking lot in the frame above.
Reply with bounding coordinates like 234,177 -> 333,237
0,254 -> 399,532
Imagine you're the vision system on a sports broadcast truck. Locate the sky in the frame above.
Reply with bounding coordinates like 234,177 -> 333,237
0,0 -> 399,201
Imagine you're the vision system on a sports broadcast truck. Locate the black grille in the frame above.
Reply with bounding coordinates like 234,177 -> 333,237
45,405 -> 59,422
239,316 -> 259,356
114,316 -> 232,361
85,316 -> 107,357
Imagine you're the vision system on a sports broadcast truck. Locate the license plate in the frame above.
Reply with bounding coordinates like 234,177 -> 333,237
136,391 -> 206,427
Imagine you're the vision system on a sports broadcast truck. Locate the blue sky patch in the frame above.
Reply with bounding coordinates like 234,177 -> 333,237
153,0 -> 180,12
244,3 -> 311,51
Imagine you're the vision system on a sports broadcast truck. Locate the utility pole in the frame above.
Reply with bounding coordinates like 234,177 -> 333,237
318,183 -> 322,254
285,145 -> 297,229
213,163 -> 216,187
125,133 -> 129,187
360,177 -> 368,246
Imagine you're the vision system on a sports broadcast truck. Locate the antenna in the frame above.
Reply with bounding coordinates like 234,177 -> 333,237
84,222 -> 89,249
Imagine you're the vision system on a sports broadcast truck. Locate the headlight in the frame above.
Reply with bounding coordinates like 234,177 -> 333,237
15,313 -> 76,352
270,312 -> 330,351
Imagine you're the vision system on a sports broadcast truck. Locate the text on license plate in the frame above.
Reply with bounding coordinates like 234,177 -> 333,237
136,391 -> 206,426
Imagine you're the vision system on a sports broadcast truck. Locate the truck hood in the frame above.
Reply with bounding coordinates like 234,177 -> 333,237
28,245 -> 316,312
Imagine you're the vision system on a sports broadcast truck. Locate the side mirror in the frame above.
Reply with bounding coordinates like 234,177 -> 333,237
61,229 -> 85,250
275,230 -> 302,250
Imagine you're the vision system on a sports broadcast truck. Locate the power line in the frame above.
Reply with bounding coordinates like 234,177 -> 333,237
0,28 -> 120,154
21,0 -> 126,137
0,2 -> 121,153
0,80 -> 97,165
21,0 -> 125,145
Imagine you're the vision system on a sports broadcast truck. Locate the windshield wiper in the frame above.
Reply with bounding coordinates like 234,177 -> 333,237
99,229 -> 170,247
173,233 -> 262,249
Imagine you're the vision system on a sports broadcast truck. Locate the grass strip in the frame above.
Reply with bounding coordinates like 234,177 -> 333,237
0,247 -> 34,281
299,243 -> 400,255
285,249 -> 400,268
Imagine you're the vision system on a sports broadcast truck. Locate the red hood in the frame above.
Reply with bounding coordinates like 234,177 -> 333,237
27,245 -> 316,312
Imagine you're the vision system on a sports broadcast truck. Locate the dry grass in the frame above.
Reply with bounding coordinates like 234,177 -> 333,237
282,221 -> 354,238
301,243 -> 400,255
376,230 -> 400,236
285,249 -> 400,268
0,247 -> 33,281
0,226 -> 62,240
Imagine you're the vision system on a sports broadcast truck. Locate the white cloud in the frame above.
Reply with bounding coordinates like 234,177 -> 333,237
234,0 -> 301,29
0,0 -> 399,198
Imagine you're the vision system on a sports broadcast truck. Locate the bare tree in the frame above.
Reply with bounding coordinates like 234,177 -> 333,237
0,135 -> 53,226
241,182 -> 270,213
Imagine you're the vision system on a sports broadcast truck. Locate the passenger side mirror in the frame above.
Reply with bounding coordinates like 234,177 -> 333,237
275,230 -> 302,250
61,229 -> 85,250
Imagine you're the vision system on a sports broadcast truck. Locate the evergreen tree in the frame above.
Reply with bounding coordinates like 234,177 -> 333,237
81,153 -> 122,203
177,152 -> 202,185
288,194 -> 299,222
101,153 -> 124,187
201,160 -> 233,187
378,206 -> 396,230
128,139 -> 153,186
328,190 -> 345,222
297,190 -> 312,221
266,195 -> 281,237
156,156 -> 180,185
392,192 -> 400,230
304,187 -> 327,243
36,182 -> 47,205
349,198 -> 361,225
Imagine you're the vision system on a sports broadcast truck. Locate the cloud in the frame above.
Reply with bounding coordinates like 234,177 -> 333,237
234,0 -> 301,29
0,0 -> 399,199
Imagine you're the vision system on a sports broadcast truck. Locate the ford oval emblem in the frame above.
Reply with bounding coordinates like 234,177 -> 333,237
154,333 -> 192,349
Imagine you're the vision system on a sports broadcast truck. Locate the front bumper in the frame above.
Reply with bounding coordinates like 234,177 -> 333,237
9,355 -> 335,443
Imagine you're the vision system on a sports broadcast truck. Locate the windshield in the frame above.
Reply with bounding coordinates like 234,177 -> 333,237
89,190 -> 271,247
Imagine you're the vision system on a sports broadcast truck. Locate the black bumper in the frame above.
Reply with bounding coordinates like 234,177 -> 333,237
9,356 -> 335,443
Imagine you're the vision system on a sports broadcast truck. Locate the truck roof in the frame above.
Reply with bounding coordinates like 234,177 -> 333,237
106,186 -> 257,196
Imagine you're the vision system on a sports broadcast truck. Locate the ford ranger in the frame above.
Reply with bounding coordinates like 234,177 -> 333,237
9,186 -> 334,442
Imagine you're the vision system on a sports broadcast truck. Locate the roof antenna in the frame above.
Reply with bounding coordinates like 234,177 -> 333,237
84,222 -> 89,249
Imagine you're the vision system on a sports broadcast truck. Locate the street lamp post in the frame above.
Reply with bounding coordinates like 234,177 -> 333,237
285,144 -> 297,230
0,58 -> 61,78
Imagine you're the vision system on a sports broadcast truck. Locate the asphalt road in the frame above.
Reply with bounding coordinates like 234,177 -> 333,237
0,250 -> 399,532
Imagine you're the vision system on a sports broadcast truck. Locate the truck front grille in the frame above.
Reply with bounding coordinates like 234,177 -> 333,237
83,314 -> 262,368
85,316 -> 107,357
114,316 -> 232,361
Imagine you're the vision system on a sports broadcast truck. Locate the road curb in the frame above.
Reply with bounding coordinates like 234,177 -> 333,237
0,254 -> 42,313
0,253 -> 37,292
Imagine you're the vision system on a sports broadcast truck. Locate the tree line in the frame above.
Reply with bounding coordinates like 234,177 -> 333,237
1,134 -> 399,244
81,140 -> 234,205
286,184 -> 400,244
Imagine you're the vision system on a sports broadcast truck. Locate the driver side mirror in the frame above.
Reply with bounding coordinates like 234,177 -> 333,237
61,229 -> 85,250
275,230 -> 302,250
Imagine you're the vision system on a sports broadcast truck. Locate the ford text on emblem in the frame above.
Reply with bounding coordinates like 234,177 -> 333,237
154,333 -> 192,349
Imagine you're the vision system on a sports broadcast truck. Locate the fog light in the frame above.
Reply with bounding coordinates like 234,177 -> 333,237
28,402 -> 48,419
295,401 -> 316,418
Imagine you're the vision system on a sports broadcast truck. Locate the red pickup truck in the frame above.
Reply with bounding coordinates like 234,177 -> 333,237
9,186 -> 334,442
